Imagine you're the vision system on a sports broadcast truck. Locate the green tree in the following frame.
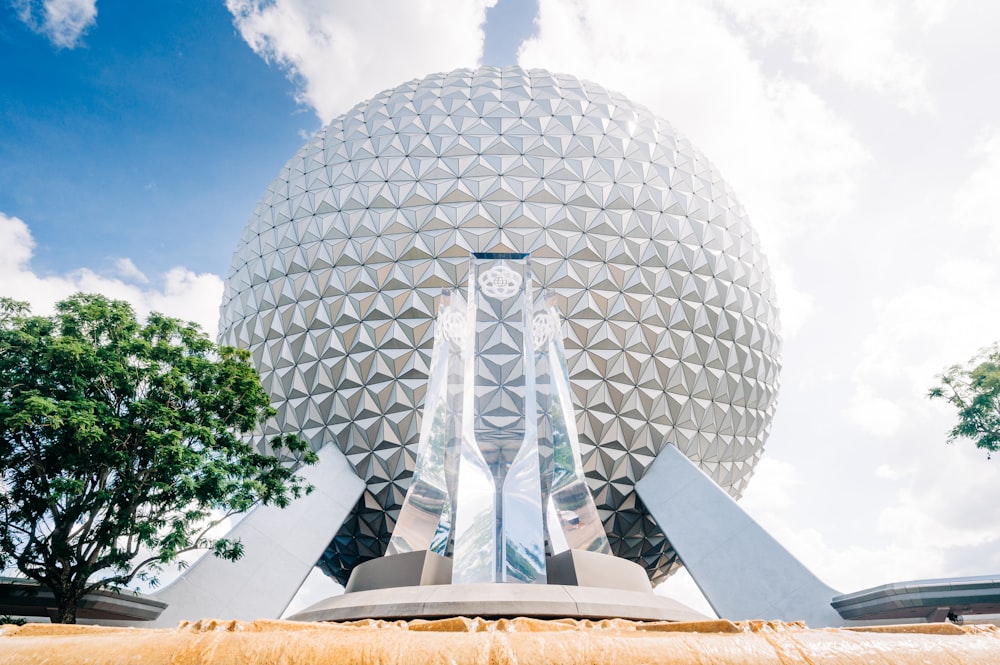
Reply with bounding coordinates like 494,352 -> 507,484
929,343 -> 1000,458
0,294 -> 316,623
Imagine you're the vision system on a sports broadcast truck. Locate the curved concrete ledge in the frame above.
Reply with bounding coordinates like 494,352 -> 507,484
288,583 -> 710,623
0,577 -> 166,621
832,575 -> 1000,621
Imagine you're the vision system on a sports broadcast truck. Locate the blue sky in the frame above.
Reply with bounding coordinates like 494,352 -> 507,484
3,2 -> 330,277
3,0 -> 1000,618
1,0 -> 537,278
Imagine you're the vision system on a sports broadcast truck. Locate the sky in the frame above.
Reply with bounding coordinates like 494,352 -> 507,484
2,0 -> 1000,618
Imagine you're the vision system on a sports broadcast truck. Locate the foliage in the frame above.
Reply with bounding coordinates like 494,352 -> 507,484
0,614 -> 27,626
929,343 -> 1000,458
0,294 -> 316,623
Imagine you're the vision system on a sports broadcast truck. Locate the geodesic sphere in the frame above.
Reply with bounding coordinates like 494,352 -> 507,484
219,66 -> 781,586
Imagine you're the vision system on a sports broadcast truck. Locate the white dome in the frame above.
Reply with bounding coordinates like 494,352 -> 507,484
219,66 -> 781,585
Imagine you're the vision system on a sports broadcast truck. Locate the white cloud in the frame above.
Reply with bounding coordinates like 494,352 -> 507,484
0,210 -> 35,269
654,568 -> 717,618
845,258 -> 1000,438
954,126 -> 1000,247
737,120 -> 1000,597
281,567 -> 344,617
768,262 -> 814,339
113,257 -> 149,284
226,0 -> 497,123
672,446 -> 999,604
846,125 -> 1000,439
913,0 -> 953,29
742,438 -> 1000,595
741,457 -> 942,593
737,456 -> 802,514
518,0 -> 870,338
0,212 -> 224,338
829,124 -> 1000,586
717,0 -> 936,112
877,457 -> 1000,557
846,387 -> 908,438
12,0 -> 98,49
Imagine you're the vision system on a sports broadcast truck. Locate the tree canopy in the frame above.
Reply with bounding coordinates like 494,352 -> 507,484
929,343 -> 1000,458
0,294 -> 316,623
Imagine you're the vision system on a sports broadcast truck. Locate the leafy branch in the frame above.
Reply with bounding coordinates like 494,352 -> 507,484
929,343 -> 1000,458
0,294 -> 316,622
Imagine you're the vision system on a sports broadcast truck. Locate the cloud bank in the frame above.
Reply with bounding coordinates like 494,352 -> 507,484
516,0 -> 876,338
0,212 -> 224,338
717,0 -> 939,112
514,0 -> 1000,605
226,0 -> 498,123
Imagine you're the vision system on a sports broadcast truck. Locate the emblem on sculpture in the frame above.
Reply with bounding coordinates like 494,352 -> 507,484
532,308 -> 560,350
441,308 -> 467,346
388,253 -> 610,584
477,264 -> 522,299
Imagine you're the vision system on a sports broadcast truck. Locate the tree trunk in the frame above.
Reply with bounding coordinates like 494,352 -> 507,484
52,589 -> 81,624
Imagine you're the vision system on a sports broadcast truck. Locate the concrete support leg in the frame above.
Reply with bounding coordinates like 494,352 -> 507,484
144,444 -> 364,626
635,445 -> 845,627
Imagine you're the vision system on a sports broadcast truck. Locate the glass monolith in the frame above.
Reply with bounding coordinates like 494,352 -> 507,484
388,252 -> 609,584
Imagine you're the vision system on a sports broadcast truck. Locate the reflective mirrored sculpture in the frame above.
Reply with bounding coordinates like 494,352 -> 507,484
388,253 -> 609,583
534,292 -> 611,556
453,253 -> 544,583
384,291 -> 465,557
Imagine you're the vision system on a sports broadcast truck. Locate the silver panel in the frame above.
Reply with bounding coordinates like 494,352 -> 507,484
219,66 -> 782,586
636,445 -> 843,627
145,444 -> 364,626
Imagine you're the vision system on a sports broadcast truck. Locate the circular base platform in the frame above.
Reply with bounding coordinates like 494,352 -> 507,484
287,583 -> 711,623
